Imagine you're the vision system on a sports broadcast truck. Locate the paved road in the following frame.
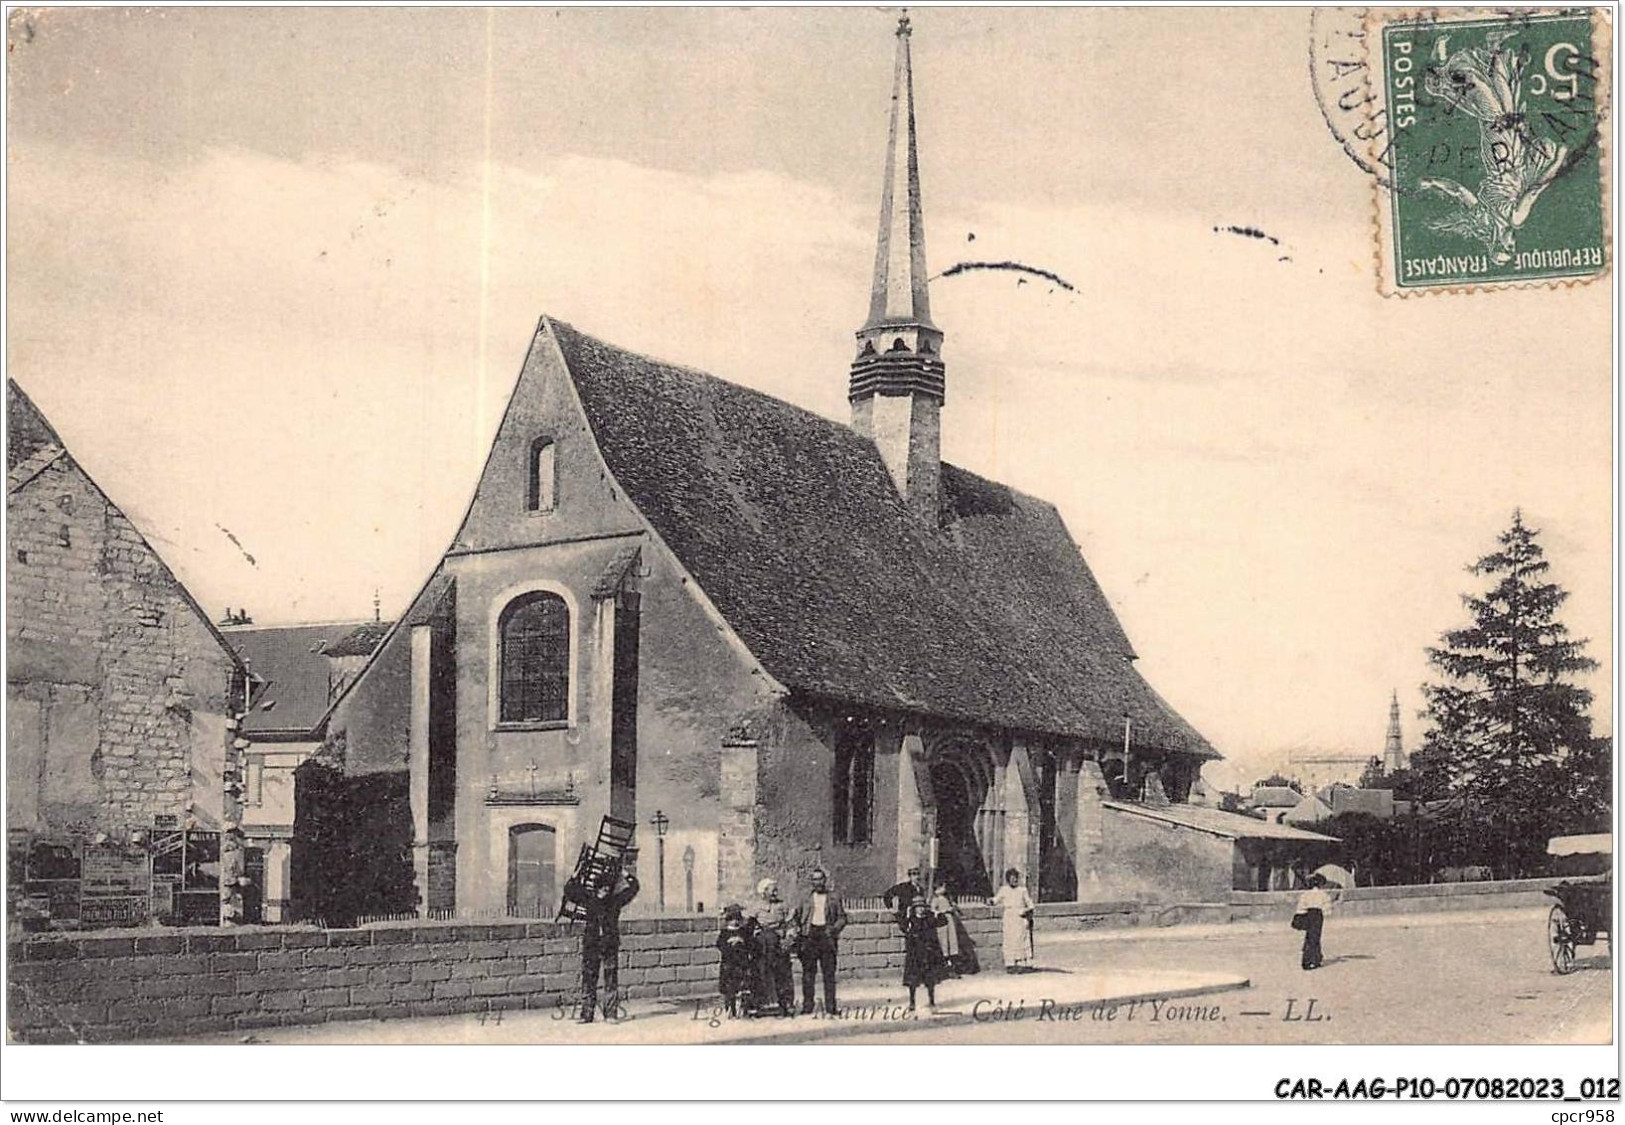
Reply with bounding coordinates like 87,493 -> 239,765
202,905 -> 1609,1046
834,906 -> 1612,1045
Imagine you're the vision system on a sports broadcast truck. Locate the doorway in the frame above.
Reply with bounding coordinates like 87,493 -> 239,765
929,756 -> 992,896
507,824 -> 557,918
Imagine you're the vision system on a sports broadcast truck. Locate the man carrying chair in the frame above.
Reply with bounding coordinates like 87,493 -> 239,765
578,864 -> 640,1022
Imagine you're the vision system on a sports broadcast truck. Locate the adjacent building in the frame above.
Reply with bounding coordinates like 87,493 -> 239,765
220,618 -> 389,921
6,381 -> 253,928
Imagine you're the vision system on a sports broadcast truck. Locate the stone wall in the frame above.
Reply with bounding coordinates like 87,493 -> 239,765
8,453 -> 244,926
1228,876 -> 1572,921
7,905 -> 1002,1043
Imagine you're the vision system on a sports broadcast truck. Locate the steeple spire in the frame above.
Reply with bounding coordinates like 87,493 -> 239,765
1383,690 -> 1405,772
851,12 -> 945,520
865,13 -> 935,333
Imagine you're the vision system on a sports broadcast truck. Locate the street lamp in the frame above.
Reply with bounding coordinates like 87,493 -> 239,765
650,809 -> 669,911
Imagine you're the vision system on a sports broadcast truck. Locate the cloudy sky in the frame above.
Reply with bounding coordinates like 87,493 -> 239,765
7,7 -> 1612,789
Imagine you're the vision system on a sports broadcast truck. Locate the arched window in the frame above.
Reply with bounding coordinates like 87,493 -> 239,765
499,592 -> 570,724
528,438 -> 557,513
832,726 -> 875,845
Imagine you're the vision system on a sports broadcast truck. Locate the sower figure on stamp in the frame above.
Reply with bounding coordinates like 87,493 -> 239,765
578,866 -> 639,1023
792,867 -> 847,1015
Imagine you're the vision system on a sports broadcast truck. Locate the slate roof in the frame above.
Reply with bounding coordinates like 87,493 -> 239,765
1283,793 -> 1334,826
1325,787 -> 1395,819
1103,800 -> 1339,843
1250,785 -> 1302,808
551,319 -> 1216,758
324,621 -> 395,658
226,622 -> 373,735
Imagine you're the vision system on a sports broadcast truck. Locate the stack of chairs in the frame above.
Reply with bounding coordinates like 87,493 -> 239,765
556,815 -> 637,921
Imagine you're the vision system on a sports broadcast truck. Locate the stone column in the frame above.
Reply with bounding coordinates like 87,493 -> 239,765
984,746 -> 1009,884
1003,741 -> 1040,888
1054,752 -> 1082,900
1074,759 -> 1108,896
409,624 -> 433,916
895,731 -> 931,880
718,727 -> 760,907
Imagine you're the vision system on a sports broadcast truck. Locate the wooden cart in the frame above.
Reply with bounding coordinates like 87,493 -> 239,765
1544,834 -> 1612,975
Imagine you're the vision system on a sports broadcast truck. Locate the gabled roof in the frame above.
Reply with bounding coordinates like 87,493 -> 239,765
1104,800 -> 1339,843
1283,793 -> 1334,826
224,621 -> 376,735
1250,785 -> 1301,808
7,380 -> 250,682
551,319 -> 1215,757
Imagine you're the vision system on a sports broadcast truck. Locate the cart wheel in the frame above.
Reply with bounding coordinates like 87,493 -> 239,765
1549,904 -> 1578,974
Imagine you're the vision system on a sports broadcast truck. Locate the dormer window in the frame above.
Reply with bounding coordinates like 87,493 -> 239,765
528,438 -> 557,513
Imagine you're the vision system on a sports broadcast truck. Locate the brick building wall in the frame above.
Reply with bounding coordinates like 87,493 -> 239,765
7,906 -> 1003,1043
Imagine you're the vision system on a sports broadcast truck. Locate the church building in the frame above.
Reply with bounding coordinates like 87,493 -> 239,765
310,18 -> 1218,918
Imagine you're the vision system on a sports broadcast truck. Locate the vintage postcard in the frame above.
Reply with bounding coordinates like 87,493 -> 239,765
3,4 -> 1618,1106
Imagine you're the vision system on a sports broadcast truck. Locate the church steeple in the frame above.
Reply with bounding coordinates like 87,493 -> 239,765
850,13 -> 944,520
1383,690 -> 1405,772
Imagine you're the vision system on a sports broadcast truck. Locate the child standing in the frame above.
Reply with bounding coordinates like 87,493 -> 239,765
717,903 -> 757,1016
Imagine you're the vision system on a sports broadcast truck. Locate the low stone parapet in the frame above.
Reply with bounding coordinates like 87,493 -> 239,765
6,906 -> 1002,1043
1229,877 -> 1572,921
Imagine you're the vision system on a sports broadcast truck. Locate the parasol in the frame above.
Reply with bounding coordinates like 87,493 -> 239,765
1312,863 -> 1353,889
1547,834 -> 1613,857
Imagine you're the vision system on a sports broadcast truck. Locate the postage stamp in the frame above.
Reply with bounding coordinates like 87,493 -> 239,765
1370,8 -> 1610,294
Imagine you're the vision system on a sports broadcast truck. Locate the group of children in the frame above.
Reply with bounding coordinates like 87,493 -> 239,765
715,867 -> 979,1018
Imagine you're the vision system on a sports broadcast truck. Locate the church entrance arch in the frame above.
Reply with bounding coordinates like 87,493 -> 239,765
927,740 -> 994,897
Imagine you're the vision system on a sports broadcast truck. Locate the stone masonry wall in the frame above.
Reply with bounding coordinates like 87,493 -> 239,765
7,906 -> 1003,1043
7,457 -> 237,833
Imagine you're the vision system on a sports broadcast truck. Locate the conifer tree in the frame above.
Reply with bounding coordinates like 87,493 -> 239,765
1412,511 -> 1602,874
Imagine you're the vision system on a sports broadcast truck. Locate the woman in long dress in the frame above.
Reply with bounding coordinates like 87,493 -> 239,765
900,896 -> 947,1011
930,884 -> 963,977
749,878 -> 797,1016
992,867 -> 1035,972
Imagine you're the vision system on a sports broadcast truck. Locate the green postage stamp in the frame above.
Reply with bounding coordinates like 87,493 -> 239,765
1372,9 -> 1610,294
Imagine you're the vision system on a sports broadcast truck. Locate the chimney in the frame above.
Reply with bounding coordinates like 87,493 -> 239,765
850,14 -> 944,522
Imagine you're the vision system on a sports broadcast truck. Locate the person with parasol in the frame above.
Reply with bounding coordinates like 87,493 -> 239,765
1293,864 -> 1349,971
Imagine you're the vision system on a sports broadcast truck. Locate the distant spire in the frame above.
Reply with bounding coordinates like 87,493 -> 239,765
1383,690 -> 1405,772
373,588 -> 382,623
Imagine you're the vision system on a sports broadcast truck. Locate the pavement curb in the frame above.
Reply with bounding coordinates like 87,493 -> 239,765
677,974 -> 1254,1046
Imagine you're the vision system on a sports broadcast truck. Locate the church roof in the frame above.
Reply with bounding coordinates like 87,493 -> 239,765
551,319 -> 1216,758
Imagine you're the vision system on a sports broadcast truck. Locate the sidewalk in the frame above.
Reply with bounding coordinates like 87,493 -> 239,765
214,964 -> 1250,1046
1036,904 -> 1547,948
